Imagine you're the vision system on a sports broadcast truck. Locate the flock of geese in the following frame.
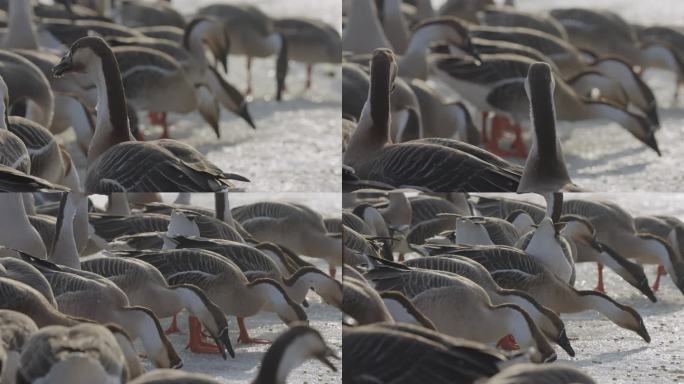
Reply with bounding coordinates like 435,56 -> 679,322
0,192 -> 342,383
341,0 -> 684,192
0,0 -> 341,193
341,190 -> 684,383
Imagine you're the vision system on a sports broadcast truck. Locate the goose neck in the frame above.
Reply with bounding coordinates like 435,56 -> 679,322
0,194 -> 46,258
6,0 -> 39,49
50,194 -> 80,269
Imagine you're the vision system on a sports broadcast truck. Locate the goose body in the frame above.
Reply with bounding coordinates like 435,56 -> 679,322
0,309 -> 38,384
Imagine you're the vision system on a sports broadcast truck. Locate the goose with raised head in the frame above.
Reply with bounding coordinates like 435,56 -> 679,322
343,49 -> 522,192
22,255 -> 183,369
16,323 -> 129,384
52,36 -> 249,192
342,322 -> 520,383
0,0 -> 38,49
426,244 -> 651,342
365,265 -> 557,361
80,256 -> 235,359
366,260 -> 569,357
0,309 -> 37,384
232,201 -> 343,277
343,0 -> 392,55
123,248 -> 307,345
274,17 -> 341,90
563,199 -> 684,294
378,0 -> 411,54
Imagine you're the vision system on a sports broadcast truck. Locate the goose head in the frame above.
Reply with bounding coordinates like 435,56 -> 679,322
53,36 -> 113,79
254,325 -> 338,384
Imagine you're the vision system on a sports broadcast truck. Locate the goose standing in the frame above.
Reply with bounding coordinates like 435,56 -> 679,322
342,0 -> 392,55
52,36 -> 249,192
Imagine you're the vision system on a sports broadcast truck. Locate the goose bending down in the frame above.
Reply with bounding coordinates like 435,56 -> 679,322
563,199 -> 684,295
274,17 -> 342,90
126,248 -> 307,345
343,49 -> 522,192
23,255 -> 183,369
232,201 -> 343,277
365,263 -> 561,359
342,0 -> 392,55
131,324 -> 337,383
427,244 -> 651,343
52,36 -> 249,192
342,322 -> 520,383
16,323 -> 129,384
80,256 -> 235,359
432,54 -> 660,156
0,309 -> 38,384
0,257 -> 57,307
198,4 -> 286,95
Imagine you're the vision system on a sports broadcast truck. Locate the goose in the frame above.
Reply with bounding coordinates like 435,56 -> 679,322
0,76 -> 30,174
133,324 -> 338,383
514,216 -> 576,285
409,79 -> 479,143
365,265 -> 557,361
409,194 -> 473,224
342,0 -> 392,55
274,17 -> 342,90
477,7 -> 568,40
438,0 -> 496,23
343,49 -> 522,192
0,309 -> 38,384
23,255 -> 183,369
80,256 -> 235,359
0,276 -> 81,327
0,257 -> 57,307
16,323 -> 129,383
563,199 -> 684,294
426,244 -> 651,342
115,0 -> 185,29
198,3 -> 286,95
232,201 -> 343,276
342,322 -> 524,383
432,54 -> 660,156
379,0 -> 411,55
485,363 -> 596,384
136,25 -> 184,43
52,36 -> 249,192
123,248 -> 308,344
0,50 -> 54,129
366,260 -> 570,357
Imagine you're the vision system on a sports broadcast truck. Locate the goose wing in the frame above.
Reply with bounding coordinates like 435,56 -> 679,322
356,143 -> 521,192
415,138 -> 523,173
80,257 -> 168,293
85,141 -> 238,192
0,130 -> 30,174
433,54 -> 533,86
7,116 -> 62,183
410,196 -> 464,225
474,196 -> 546,222
0,165 -> 67,192
89,213 -> 170,242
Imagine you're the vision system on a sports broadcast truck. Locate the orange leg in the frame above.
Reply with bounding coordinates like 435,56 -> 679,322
164,314 -> 183,335
237,317 -> 271,344
594,263 -> 606,293
652,265 -> 666,292
305,64 -> 312,90
186,316 -> 220,354
398,253 -> 405,262
496,334 -> 520,351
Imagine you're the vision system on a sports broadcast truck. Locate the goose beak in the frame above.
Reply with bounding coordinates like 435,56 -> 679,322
52,55 -> 73,78
556,328 -> 575,357
215,328 -> 235,359
223,173 -> 250,183
316,347 -> 339,372
637,322 -> 651,343
644,132 -> 662,156
239,103 -> 256,129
